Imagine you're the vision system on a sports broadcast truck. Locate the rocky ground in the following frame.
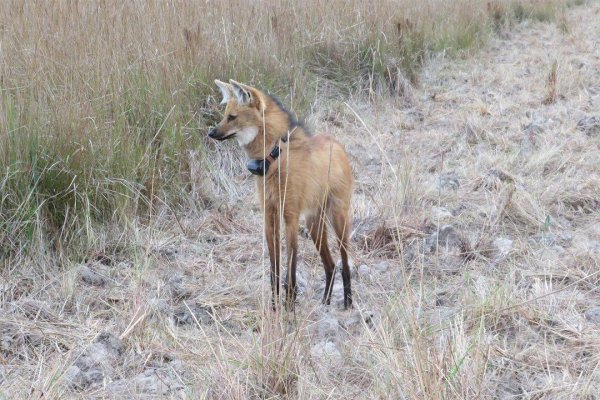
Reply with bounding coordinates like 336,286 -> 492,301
2,2 -> 600,399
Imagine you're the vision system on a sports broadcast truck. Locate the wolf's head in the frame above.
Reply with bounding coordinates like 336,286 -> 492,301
208,80 -> 265,147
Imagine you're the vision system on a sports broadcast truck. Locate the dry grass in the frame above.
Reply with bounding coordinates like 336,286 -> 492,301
3,0 -> 600,399
542,60 -> 559,105
0,0 -> 568,257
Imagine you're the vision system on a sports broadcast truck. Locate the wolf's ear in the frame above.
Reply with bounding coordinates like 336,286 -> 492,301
229,80 -> 264,111
214,79 -> 234,105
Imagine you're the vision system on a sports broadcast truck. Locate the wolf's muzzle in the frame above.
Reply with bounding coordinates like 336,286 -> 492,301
208,127 -> 236,141
208,127 -> 219,139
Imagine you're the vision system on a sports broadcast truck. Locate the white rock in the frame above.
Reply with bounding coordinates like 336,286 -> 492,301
79,265 -> 108,286
494,237 -> 513,258
374,261 -> 389,273
311,341 -> 342,363
358,264 -> 370,276
584,307 -> 600,324
315,313 -> 339,340
436,172 -> 461,191
431,206 -> 453,220
63,365 -> 83,388
109,369 -> 184,396
133,370 -> 172,395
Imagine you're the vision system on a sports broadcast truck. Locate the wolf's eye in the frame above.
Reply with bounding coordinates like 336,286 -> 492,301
227,114 -> 237,122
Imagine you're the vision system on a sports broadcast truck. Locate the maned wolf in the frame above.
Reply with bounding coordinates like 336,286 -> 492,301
208,80 -> 353,310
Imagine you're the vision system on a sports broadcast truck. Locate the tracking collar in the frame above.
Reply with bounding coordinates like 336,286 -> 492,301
247,135 -> 289,176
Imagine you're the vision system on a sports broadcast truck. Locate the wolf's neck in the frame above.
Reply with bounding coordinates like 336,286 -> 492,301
243,98 -> 303,159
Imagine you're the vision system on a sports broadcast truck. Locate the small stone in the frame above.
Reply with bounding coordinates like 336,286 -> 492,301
431,206 -> 453,220
363,311 -> 375,328
426,225 -> 462,253
173,303 -> 214,326
95,332 -> 123,357
373,261 -> 389,273
1,324 -> 19,354
81,369 -> 105,387
494,237 -> 513,259
158,247 -> 178,260
169,359 -> 184,371
311,341 -> 342,363
133,370 -> 172,395
168,274 -> 192,300
94,254 -> 113,266
576,116 -> 600,137
315,314 -> 340,340
79,265 -> 108,287
523,121 -> 544,135
358,264 -> 370,276
341,315 -> 361,330
584,307 -> 600,324
16,299 -> 55,321
108,370 -> 183,396
437,172 -> 461,191
64,365 -> 84,388
521,122 -> 544,154
149,298 -> 171,315
65,332 -> 123,389
341,311 -> 375,331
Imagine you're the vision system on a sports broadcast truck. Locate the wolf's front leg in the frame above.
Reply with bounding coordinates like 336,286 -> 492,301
284,215 -> 300,311
264,207 -> 280,310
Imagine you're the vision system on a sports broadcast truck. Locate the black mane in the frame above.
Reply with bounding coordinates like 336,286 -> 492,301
267,93 -> 312,136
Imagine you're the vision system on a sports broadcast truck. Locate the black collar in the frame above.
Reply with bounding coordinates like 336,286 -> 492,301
247,135 -> 289,176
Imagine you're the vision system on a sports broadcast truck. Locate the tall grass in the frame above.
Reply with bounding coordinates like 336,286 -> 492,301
0,0 -> 567,258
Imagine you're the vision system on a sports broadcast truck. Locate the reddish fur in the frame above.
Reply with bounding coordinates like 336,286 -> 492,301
210,81 -> 353,309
